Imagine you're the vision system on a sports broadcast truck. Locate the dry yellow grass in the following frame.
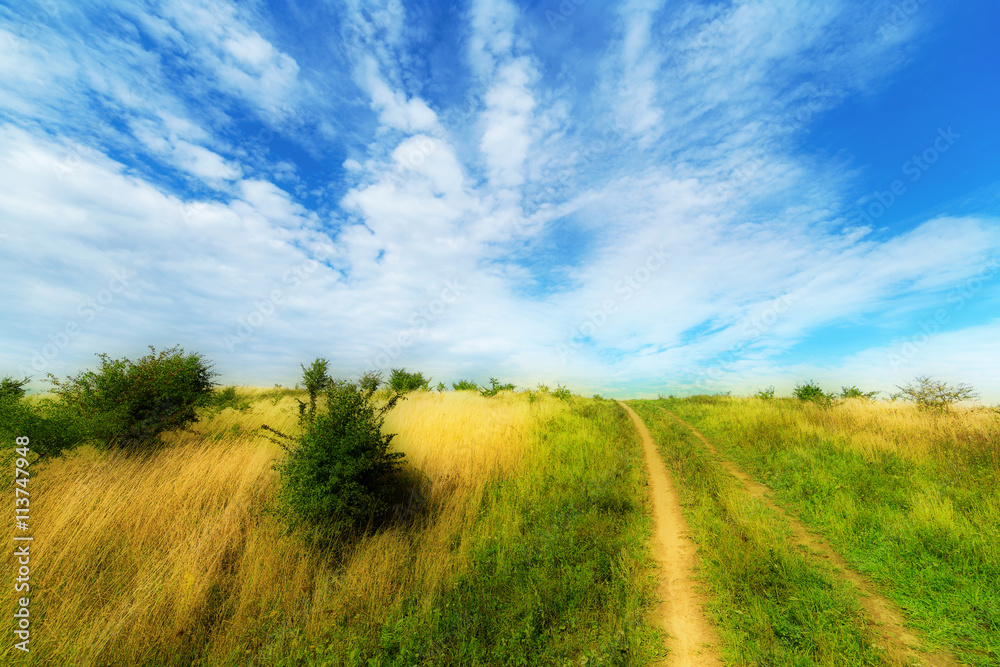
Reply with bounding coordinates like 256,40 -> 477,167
0,389 -> 562,665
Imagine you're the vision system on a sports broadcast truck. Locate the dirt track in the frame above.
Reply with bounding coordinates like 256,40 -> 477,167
659,407 -> 962,667
621,402 -> 723,666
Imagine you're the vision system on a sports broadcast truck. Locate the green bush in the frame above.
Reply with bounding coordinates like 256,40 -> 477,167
390,368 -> 430,393
205,386 -> 252,412
755,386 -> 775,400
359,370 -> 383,394
46,345 -> 218,450
266,370 -> 407,538
479,377 -> 515,397
0,377 -> 85,462
839,385 -> 879,401
452,379 -> 478,391
793,380 -> 832,404
552,384 -> 572,400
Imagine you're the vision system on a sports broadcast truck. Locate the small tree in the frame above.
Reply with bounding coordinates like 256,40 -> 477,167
359,370 -> 383,394
552,384 -> 572,400
265,370 -> 407,538
452,379 -> 478,391
46,346 -> 218,450
389,368 -> 430,393
895,376 -> 978,411
299,358 -> 330,425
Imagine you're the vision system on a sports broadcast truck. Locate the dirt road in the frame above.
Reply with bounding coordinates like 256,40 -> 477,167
620,402 -> 723,667
660,407 -> 962,667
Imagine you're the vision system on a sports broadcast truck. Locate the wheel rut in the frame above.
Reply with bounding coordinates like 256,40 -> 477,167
620,402 -> 723,667
658,407 -> 963,667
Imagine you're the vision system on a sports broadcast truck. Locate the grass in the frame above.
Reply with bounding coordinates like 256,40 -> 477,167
0,389 -> 663,666
654,395 -> 1000,667
629,401 -> 894,666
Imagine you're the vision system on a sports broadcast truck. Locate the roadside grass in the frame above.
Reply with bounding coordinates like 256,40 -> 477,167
658,395 -> 1000,667
0,389 -> 663,666
629,401 -> 895,666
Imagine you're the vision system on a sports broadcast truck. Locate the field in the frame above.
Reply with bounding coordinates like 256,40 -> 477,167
2,389 -> 997,666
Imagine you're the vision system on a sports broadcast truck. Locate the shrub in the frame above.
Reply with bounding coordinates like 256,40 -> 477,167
536,383 -> 550,393
435,382 -> 447,392
0,377 -> 86,463
755,386 -> 775,400
46,345 -> 218,450
359,370 -> 383,394
265,370 -> 406,537
390,368 -> 430,393
793,380 -> 833,404
452,379 -> 479,391
480,377 -> 515,397
894,376 -> 978,411
552,384 -> 572,400
840,385 -> 879,401
206,386 -> 252,412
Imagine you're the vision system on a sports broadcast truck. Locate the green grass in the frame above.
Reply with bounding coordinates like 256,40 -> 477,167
271,397 -> 665,666
630,401 -> 894,666
657,395 -> 1000,667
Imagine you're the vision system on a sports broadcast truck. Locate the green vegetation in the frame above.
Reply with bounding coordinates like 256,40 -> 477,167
755,385 -> 775,400
390,367 -> 431,393
894,374 -> 979,411
0,375 -> 85,462
479,377 -> 515,397
792,380 -> 834,404
839,385 -> 879,401
342,397 -> 664,665
659,394 -> 999,666
631,400 -> 891,666
452,379 -> 478,391
264,364 -> 407,540
45,345 -> 218,451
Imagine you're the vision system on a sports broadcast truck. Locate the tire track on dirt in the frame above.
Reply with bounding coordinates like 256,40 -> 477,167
620,402 -> 723,667
659,407 -> 962,667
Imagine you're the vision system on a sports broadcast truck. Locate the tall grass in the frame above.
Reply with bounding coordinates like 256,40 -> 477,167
660,395 -> 1000,667
0,389 -> 662,665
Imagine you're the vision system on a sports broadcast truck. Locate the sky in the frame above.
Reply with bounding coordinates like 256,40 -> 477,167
1,0 -> 998,401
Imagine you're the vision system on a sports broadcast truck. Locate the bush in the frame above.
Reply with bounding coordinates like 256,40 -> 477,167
359,370 -> 382,394
793,380 -> 833,404
840,385 -> 879,401
46,346 -> 218,450
552,384 -> 572,400
435,382 -> 446,392
755,386 -> 775,400
0,377 -> 85,462
452,379 -> 478,391
389,368 -> 429,393
205,386 -> 252,412
480,377 -> 515,397
265,370 -> 406,537
894,376 -> 978,411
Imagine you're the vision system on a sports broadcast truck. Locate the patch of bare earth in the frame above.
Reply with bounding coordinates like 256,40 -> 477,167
621,403 -> 723,667
660,407 -> 963,667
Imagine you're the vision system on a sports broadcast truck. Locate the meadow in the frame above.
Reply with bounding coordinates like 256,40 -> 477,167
629,396 -> 999,667
0,388 -> 664,666
2,382 -> 997,666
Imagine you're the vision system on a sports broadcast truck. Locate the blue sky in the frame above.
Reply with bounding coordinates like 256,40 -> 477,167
1,0 -> 998,401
